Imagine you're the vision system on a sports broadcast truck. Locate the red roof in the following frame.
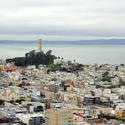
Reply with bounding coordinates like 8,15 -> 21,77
0,65 -> 21,71
74,113 -> 85,118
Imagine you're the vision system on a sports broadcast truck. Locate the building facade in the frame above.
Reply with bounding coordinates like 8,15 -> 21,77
45,109 -> 73,125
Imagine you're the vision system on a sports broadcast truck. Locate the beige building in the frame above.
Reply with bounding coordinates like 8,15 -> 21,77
99,107 -> 113,115
0,87 -> 20,101
45,109 -> 73,125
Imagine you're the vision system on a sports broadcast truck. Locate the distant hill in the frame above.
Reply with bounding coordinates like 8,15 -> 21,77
0,39 -> 125,45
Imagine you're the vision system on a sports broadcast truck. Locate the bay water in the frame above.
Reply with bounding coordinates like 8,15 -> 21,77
0,42 -> 125,64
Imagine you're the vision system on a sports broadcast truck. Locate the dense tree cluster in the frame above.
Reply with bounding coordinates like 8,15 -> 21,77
6,50 -> 56,67
102,71 -> 111,82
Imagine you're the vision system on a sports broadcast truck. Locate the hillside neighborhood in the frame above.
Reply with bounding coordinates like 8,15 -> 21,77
0,58 -> 125,125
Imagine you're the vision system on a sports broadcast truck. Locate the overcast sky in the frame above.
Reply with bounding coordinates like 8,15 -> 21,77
0,0 -> 125,40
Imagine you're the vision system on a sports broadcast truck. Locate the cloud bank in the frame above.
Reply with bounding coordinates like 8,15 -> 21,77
0,0 -> 125,40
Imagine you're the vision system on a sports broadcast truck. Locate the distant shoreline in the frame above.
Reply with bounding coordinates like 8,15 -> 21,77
0,39 -> 125,45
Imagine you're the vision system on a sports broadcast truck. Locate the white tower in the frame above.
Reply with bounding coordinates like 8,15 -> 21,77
38,39 -> 42,52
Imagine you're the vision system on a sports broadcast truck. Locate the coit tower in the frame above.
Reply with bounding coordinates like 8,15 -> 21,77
38,39 -> 42,52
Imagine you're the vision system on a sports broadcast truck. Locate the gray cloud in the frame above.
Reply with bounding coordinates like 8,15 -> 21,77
0,0 -> 125,40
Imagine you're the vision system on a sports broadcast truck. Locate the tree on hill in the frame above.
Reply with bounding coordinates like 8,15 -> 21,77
0,99 -> 5,105
6,50 -> 56,67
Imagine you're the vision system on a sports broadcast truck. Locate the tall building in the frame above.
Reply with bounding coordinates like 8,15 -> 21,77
38,39 -> 42,52
45,109 -> 73,125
